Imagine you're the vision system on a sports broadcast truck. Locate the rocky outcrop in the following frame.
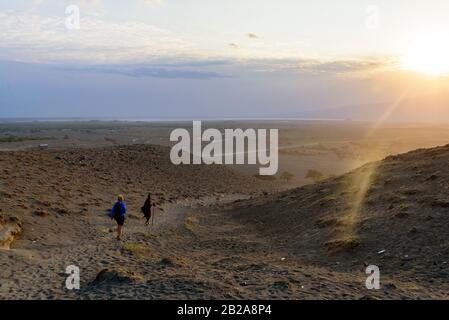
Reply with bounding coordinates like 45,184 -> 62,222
0,215 -> 22,249
91,268 -> 143,284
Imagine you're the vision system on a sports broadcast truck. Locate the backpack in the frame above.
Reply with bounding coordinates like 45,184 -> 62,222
114,202 -> 122,218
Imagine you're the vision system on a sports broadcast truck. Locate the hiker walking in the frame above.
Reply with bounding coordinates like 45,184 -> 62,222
110,194 -> 126,240
141,193 -> 154,226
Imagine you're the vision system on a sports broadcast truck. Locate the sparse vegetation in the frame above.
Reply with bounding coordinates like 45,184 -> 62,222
0,135 -> 53,143
122,243 -> 151,258
280,171 -> 294,183
305,169 -> 324,182
134,231 -> 156,239
185,215 -> 199,233
253,174 -> 277,181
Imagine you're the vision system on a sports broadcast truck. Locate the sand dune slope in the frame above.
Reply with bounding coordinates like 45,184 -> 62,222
1,144 -> 449,299
227,144 -> 449,297
0,145 -> 272,299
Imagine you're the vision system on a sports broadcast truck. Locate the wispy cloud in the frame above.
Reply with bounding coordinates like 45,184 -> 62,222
0,11 -> 195,64
301,58 -> 397,74
233,57 -> 397,76
0,10 -> 398,77
66,64 -> 229,79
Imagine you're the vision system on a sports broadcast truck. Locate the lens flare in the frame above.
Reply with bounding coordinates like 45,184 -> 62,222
401,33 -> 449,76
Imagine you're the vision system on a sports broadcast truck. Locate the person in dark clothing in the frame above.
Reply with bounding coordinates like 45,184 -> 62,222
110,194 -> 126,240
141,193 -> 153,226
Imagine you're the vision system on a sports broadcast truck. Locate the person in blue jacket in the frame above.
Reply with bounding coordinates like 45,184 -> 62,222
110,194 -> 126,240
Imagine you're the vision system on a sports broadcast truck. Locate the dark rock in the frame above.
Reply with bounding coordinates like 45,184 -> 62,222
91,268 -> 142,284
33,209 -> 49,217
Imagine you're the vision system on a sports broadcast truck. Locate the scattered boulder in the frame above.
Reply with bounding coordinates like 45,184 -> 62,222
0,215 -> 22,249
33,209 -> 49,217
159,256 -> 185,268
91,268 -> 143,284
395,211 -> 409,219
53,207 -> 69,215
271,280 -> 293,291
430,199 -> 449,208
0,191 -> 12,199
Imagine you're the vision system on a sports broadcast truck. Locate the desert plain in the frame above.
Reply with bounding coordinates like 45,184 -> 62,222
1,119 -> 449,299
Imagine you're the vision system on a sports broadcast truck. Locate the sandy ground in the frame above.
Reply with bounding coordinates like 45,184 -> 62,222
2,121 -> 449,299
224,145 -> 449,299
3,120 -> 449,187
0,145 -> 276,299
2,195 -> 363,299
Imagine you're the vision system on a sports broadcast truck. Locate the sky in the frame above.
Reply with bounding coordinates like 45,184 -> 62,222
1,0 -> 449,121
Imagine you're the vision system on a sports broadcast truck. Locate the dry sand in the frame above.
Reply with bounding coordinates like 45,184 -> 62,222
1,122 -> 449,299
0,144 -> 275,299
3,120 -> 449,187
225,144 -> 449,299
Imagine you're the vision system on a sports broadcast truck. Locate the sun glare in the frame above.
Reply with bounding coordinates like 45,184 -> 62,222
401,34 -> 449,76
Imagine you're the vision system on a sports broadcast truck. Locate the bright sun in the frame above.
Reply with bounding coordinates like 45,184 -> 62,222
401,34 -> 449,76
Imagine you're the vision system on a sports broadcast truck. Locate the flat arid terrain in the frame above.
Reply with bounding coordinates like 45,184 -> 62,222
1,120 -> 449,299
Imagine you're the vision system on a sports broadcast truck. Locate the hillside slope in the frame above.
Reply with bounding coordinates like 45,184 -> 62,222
228,144 -> 449,287
1,144 -> 449,299
0,144 -> 270,217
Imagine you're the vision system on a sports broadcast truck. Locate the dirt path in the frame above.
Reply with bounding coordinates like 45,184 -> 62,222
2,194 -> 447,299
0,196 -> 247,299
1,196 -> 354,299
